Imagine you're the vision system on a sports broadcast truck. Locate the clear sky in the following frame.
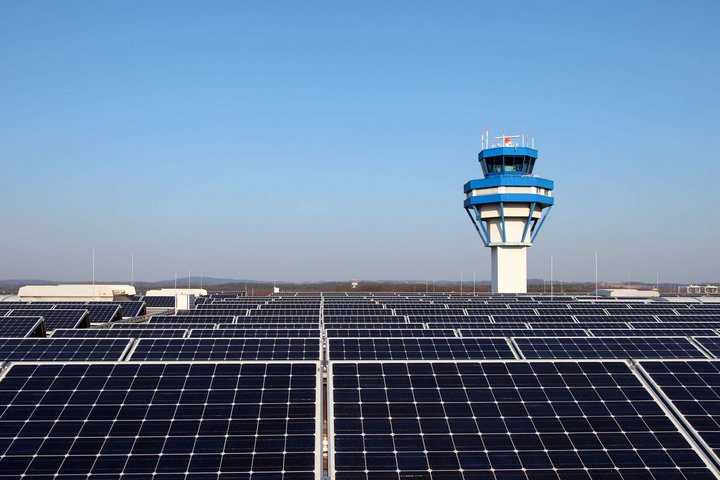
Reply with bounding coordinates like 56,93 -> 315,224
1,0 -> 718,284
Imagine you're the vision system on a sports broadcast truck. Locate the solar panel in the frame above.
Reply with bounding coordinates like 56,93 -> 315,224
425,322 -> 529,329
188,329 -> 321,338
0,361 -> 321,477
128,338 -> 322,361
406,315 -> 491,323
394,308 -> 468,316
514,336 -> 708,359
116,301 -> 146,317
691,337 -> 720,358
237,316 -> 321,324
639,359 -> 720,467
0,338 -> 132,361
576,314 -> 659,323
51,328 -> 188,338
112,322 -> 213,330
82,304 -> 123,323
248,309 -> 320,317
590,328 -> 719,337
327,338 -> 516,360
323,316 -> 405,323
459,328 -> 589,337
7,309 -> 90,330
326,329 -> 457,338
493,314 -> 576,323
150,315 -> 234,323
659,314 -> 720,322
217,322 -> 318,329
324,323 -> 424,330
634,321 -> 720,329
0,316 -> 46,338
532,321 -> 632,329
142,296 -> 176,308
329,360 -> 718,480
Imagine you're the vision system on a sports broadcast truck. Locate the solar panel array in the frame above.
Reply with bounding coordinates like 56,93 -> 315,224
0,362 -> 321,478
2,291 -> 720,478
329,360 -> 719,479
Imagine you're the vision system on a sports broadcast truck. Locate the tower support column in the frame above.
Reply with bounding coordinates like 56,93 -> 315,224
491,246 -> 527,293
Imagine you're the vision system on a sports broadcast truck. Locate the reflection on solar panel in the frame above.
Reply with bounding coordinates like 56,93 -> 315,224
0,362 -> 321,478
128,338 -> 322,361
590,329 -> 718,337
0,338 -> 132,361
327,338 -> 516,360
329,361 -> 718,480
150,315 -> 234,324
326,329 -> 456,338
7,309 -> 90,330
514,337 -> 707,359
0,316 -> 45,338
188,329 -> 321,338
459,328 -> 588,337
142,296 -> 176,308
639,360 -> 720,466
51,328 -> 188,338
691,337 -> 720,358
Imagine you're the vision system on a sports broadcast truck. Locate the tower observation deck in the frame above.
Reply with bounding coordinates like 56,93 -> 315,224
463,132 -> 554,293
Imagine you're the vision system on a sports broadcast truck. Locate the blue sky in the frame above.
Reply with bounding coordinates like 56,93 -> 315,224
1,1 -> 718,284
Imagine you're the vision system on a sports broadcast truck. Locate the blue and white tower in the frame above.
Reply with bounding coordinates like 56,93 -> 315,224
464,132 -> 554,293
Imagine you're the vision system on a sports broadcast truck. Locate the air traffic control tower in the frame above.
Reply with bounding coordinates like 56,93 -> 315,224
464,132 -> 554,293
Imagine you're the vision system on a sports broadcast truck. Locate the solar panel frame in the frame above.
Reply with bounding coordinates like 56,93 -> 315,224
0,360 -> 324,479
328,359 -> 720,480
